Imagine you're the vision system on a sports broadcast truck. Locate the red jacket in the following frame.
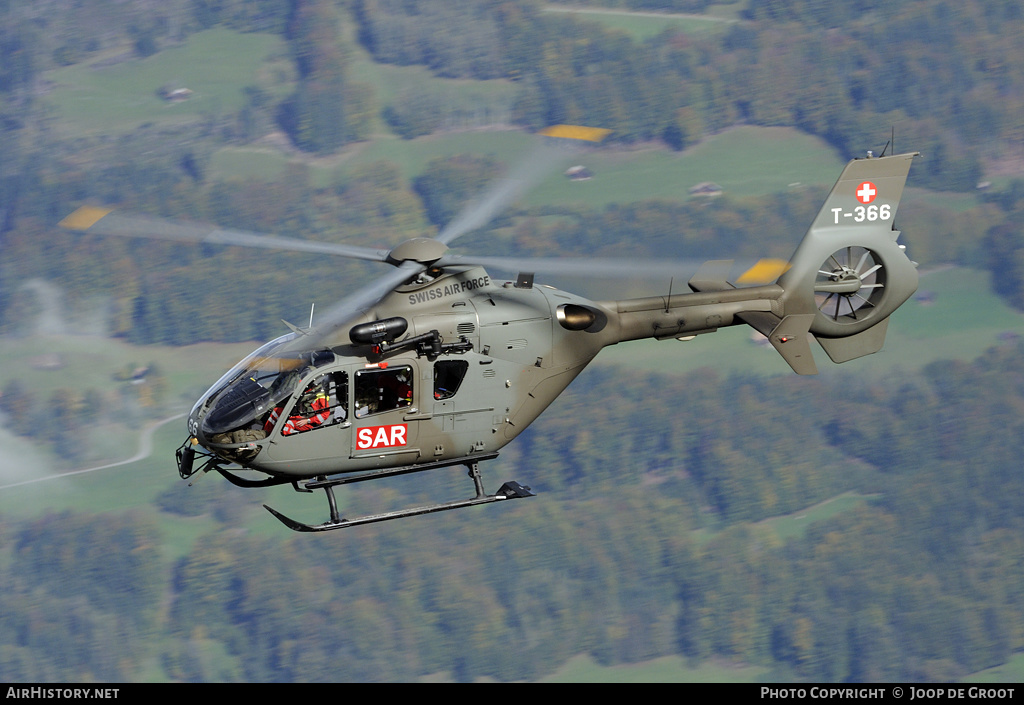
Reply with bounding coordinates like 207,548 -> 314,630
265,394 -> 330,436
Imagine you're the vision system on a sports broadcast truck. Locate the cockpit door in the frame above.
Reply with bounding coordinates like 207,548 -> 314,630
350,362 -> 420,464
262,369 -> 352,463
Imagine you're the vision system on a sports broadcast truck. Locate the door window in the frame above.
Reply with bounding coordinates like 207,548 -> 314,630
354,366 -> 414,419
433,360 -> 469,400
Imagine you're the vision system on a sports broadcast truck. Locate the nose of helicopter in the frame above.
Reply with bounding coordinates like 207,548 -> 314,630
186,389 -> 234,450
192,422 -> 211,449
200,376 -> 274,437
186,403 -> 267,470
187,405 -> 220,455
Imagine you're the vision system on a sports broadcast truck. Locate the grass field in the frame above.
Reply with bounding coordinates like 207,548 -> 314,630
540,653 -> 767,683
42,24 -> 848,210
0,318 -> 399,550
964,651 -> 1024,683
691,492 -> 878,547
0,393 -> 342,558
0,335 -> 256,413
45,29 -> 290,136
527,125 -> 844,204
263,123 -> 844,208
542,5 -> 737,39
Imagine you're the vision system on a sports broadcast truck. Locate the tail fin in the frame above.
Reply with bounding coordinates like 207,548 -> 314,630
775,151 -> 919,368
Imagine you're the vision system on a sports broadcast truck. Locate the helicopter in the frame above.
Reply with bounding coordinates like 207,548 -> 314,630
60,130 -> 919,532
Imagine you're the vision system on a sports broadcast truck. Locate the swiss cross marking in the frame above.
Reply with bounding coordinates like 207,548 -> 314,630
856,181 -> 877,204
356,423 -> 408,450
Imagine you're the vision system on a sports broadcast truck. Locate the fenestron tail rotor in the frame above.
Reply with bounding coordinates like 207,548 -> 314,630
814,246 -> 887,324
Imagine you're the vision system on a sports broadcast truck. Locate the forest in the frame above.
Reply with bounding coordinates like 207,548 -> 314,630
4,0 -> 1024,344
4,348 -> 1024,682
1,0 -> 1024,683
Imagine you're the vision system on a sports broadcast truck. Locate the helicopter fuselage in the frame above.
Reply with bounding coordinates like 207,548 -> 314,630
189,266 -> 619,479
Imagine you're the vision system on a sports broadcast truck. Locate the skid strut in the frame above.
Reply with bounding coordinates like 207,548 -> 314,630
262,453 -> 534,532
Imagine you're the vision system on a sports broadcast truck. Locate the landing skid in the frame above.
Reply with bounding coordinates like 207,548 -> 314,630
262,453 -> 535,532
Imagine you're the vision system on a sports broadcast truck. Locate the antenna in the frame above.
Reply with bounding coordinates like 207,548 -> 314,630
666,277 -> 674,313
879,127 -> 894,158
309,303 -> 315,329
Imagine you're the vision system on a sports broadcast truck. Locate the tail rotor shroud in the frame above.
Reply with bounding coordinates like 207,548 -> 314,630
814,246 -> 888,324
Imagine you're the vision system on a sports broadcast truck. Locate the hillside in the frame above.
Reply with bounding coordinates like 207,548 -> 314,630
1,0 -> 1024,684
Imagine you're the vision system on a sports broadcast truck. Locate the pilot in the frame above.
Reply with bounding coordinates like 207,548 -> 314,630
266,381 -> 331,436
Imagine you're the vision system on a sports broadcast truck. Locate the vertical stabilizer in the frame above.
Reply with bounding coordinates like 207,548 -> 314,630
778,152 -> 919,349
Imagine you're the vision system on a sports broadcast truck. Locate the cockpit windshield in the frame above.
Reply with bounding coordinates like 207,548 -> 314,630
190,333 -> 298,420
194,334 -> 335,438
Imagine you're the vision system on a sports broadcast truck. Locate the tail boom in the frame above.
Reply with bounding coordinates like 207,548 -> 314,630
596,152 -> 919,375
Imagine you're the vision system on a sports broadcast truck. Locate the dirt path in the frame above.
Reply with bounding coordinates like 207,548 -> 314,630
0,413 -> 185,491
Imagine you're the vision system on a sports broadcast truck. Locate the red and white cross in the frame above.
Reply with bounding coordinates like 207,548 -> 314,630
856,181 -> 877,204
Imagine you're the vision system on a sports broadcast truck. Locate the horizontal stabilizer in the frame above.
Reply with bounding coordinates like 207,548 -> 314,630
735,258 -> 790,285
689,259 -> 791,292
688,260 -> 735,292
739,312 -> 818,375
816,317 -> 890,364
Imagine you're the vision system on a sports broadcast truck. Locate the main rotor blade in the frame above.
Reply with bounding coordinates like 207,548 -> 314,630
60,207 -> 391,263
435,139 -> 583,246
436,254 -> 790,285
296,259 -> 426,350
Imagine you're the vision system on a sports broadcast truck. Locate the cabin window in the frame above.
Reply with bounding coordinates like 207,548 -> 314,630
354,366 -> 414,418
433,360 -> 469,400
266,371 -> 348,436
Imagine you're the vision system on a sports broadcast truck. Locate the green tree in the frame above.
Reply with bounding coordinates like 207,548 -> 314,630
0,378 -> 34,436
279,0 -> 374,154
413,154 -> 501,229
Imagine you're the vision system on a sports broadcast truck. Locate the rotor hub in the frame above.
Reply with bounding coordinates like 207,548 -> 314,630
386,238 -> 449,266
818,269 -> 864,296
